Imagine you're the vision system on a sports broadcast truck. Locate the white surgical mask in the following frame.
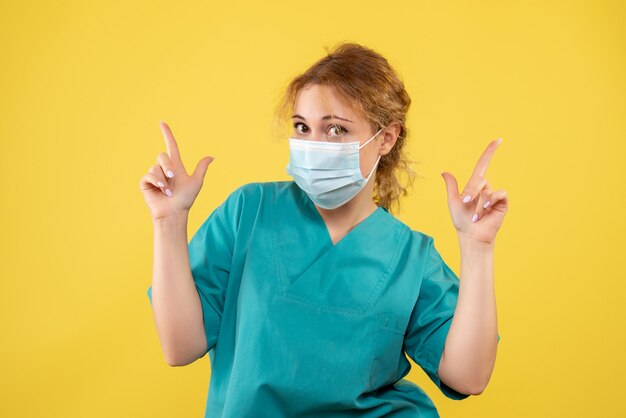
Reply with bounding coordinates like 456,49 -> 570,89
286,128 -> 384,209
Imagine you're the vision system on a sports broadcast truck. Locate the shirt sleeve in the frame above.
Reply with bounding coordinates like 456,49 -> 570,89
403,236 -> 501,400
146,187 -> 240,355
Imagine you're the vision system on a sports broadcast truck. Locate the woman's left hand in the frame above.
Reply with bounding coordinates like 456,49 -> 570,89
440,138 -> 508,246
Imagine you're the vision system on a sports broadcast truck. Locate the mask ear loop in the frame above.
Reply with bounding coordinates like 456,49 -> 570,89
360,127 -> 385,181
365,154 -> 382,181
358,128 -> 384,150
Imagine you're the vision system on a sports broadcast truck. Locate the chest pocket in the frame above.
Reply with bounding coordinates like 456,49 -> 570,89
369,311 -> 406,390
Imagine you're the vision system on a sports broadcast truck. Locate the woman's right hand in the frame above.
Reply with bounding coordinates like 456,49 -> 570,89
139,121 -> 215,222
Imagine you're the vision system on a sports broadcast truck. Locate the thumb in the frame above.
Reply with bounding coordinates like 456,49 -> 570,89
440,171 -> 459,202
192,156 -> 215,183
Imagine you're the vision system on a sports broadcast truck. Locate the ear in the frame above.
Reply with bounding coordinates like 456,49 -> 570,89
380,122 -> 401,156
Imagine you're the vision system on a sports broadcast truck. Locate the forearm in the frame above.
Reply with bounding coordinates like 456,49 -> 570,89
438,236 -> 499,394
150,213 -> 207,366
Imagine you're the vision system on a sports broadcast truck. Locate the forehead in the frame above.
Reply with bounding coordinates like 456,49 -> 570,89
294,84 -> 360,120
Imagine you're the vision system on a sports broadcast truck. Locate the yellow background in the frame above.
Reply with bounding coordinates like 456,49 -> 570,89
1,0 -> 624,416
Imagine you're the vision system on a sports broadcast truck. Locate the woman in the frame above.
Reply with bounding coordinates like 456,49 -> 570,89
141,42 -> 506,417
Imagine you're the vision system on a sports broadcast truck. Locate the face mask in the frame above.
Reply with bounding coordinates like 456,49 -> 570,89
286,128 -> 384,210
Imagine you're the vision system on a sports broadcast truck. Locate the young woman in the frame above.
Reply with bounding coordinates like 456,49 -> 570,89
141,42 -> 506,417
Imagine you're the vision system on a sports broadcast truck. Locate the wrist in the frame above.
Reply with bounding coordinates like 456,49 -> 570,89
457,233 -> 495,251
152,211 -> 189,229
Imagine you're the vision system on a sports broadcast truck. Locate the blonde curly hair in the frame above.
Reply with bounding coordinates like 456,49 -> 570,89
272,42 -> 420,214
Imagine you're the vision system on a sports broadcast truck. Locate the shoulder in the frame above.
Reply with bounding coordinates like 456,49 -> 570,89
224,180 -> 293,206
378,212 -> 443,272
380,210 -> 435,251
202,181 -> 290,235
218,180 -> 295,218
232,180 -> 294,196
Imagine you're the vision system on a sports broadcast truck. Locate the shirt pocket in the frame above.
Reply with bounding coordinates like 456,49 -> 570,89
369,311 -> 406,390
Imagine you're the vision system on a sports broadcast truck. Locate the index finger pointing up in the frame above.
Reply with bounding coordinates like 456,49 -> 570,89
159,120 -> 183,169
472,137 -> 502,178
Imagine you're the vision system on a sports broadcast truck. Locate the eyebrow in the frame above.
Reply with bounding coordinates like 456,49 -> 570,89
292,114 -> 354,123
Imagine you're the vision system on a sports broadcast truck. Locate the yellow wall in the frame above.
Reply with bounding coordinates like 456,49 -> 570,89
1,0 -> 624,416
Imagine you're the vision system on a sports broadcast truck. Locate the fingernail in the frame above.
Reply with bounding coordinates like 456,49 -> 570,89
483,200 -> 491,208
463,195 -> 471,203
157,181 -> 165,188
166,170 -> 174,178
165,189 -> 173,197
472,214 -> 478,223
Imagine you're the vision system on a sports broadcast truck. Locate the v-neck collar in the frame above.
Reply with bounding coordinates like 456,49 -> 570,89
274,181 -> 406,314
297,183 -> 386,248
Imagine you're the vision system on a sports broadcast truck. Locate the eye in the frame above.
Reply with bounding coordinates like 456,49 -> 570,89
328,124 -> 348,136
293,122 -> 309,134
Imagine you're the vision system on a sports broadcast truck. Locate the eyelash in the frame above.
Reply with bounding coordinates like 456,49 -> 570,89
293,122 -> 348,136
